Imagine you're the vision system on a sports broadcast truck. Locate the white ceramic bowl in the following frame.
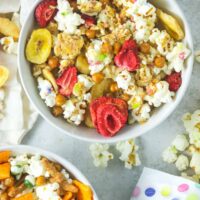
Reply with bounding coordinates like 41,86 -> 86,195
0,145 -> 99,199
18,0 -> 194,143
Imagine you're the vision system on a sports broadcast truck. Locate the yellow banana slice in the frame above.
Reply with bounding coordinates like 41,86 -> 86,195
26,29 -> 52,64
0,17 -> 20,40
157,9 -> 185,41
42,68 -> 58,92
0,65 -> 9,87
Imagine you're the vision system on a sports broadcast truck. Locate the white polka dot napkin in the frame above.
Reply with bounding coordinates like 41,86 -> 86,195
131,168 -> 200,200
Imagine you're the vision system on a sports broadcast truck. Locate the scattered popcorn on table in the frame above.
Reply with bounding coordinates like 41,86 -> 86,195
163,110 -> 200,182
172,134 -> 189,151
162,146 -> 178,164
89,143 -> 114,168
0,37 -> 18,55
116,139 -> 141,169
175,155 -> 189,171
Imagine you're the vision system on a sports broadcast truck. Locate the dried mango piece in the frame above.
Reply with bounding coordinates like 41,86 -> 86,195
0,17 -> 20,40
73,180 -> 93,200
157,9 -> 185,41
0,65 -> 9,87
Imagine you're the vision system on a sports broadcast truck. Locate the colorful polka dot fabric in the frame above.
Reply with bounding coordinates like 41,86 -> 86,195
131,168 -> 200,200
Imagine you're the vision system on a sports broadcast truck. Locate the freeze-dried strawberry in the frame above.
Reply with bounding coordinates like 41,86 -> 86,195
114,49 -> 140,72
90,97 -> 128,137
96,104 -> 123,137
35,0 -> 57,28
121,39 -> 138,51
115,39 -> 140,72
90,97 -> 109,126
90,97 -> 128,126
56,66 -> 78,97
166,72 -> 182,92
81,14 -> 96,26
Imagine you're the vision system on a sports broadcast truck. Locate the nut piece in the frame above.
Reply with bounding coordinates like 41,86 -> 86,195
157,8 -> 184,40
42,69 -> 58,91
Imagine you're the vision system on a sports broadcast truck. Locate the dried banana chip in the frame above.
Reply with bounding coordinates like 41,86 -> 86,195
0,65 -> 9,87
42,68 -> 58,92
0,17 -> 20,40
157,9 -> 185,41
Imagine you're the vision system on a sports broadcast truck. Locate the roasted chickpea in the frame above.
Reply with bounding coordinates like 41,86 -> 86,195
110,82 -> 118,92
140,42 -> 150,54
86,29 -> 96,39
101,42 -> 113,54
154,56 -> 166,68
8,186 -> 17,198
52,106 -> 63,117
36,176 -> 46,186
4,176 -> 14,187
48,56 -> 59,69
56,94 -> 66,107
92,73 -> 104,83
114,42 -> 121,54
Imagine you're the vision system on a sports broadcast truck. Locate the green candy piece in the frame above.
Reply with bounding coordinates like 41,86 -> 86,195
24,180 -> 34,188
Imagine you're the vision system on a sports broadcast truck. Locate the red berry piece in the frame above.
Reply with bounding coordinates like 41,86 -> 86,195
114,39 -> 140,72
56,66 -> 78,97
90,97 -> 128,137
81,14 -> 96,26
166,72 -> 182,92
35,0 -> 57,28
121,39 -> 138,52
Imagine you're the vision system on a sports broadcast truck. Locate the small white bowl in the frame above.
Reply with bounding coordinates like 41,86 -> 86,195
0,145 -> 99,200
18,0 -> 194,143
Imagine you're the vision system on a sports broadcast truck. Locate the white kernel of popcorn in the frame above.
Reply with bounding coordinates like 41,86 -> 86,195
149,28 -> 174,55
162,146 -> 178,164
12,12 -> 21,28
62,100 -> 86,126
116,139 -> 141,169
86,40 -> 112,75
190,152 -> 200,174
37,77 -> 56,108
182,110 -> 200,148
132,104 -> 151,123
0,37 -> 18,55
195,50 -> 200,63
89,143 -> 113,168
78,75 -> 94,91
175,155 -> 189,171
54,0 -> 84,34
172,134 -> 189,152
167,42 -> 191,73
115,70 -> 132,90
144,81 -> 174,107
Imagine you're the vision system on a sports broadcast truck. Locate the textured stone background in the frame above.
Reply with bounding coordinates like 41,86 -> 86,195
22,1 -> 200,199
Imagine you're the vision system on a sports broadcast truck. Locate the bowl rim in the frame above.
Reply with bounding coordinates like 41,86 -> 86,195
0,144 -> 99,200
18,0 -> 194,144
